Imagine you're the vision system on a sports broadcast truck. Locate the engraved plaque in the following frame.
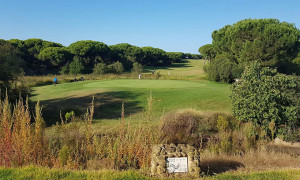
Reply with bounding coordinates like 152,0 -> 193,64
166,157 -> 188,173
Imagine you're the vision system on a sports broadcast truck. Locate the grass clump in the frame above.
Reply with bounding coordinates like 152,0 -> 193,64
212,169 -> 300,180
159,109 -> 233,146
0,94 -> 50,167
45,95 -> 160,170
0,166 -> 155,180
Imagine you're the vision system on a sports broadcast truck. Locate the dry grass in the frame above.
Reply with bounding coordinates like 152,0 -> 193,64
201,149 -> 300,175
159,109 -> 233,146
17,74 -> 132,87
1,92 -> 299,177
18,72 -> 198,88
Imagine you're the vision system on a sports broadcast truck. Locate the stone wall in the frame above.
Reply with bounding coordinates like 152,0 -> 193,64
151,144 -> 200,177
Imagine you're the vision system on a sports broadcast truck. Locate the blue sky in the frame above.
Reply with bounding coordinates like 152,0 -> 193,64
1,0 -> 300,53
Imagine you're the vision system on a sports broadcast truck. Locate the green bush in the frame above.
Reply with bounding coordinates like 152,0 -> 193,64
108,61 -> 124,74
60,65 -> 69,74
204,56 -> 243,83
65,111 -> 75,122
69,56 -> 84,75
166,52 -> 184,63
93,63 -> 108,74
231,62 -> 299,136
132,62 -> 143,73
59,145 -> 69,166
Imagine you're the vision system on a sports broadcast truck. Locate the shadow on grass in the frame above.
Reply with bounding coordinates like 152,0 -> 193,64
143,60 -> 192,73
200,159 -> 244,175
32,91 -> 144,126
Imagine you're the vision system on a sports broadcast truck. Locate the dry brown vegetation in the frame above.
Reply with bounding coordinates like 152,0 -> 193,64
159,109 -> 229,145
0,94 -> 299,176
0,93 -> 160,170
201,150 -> 300,175
0,95 -> 50,167
160,109 -> 300,175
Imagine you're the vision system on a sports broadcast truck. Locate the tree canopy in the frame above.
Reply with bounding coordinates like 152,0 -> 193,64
69,40 -> 109,59
198,44 -> 216,60
109,43 -> 144,68
201,18 -> 300,82
23,38 -> 63,58
38,47 -> 72,67
0,42 -> 23,83
1,38 -> 191,75
166,52 -> 184,63
141,47 -> 170,66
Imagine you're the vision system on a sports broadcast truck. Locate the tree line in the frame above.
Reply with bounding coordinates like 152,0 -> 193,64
199,18 -> 300,83
198,19 -> 300,139
0,39 -> 201,77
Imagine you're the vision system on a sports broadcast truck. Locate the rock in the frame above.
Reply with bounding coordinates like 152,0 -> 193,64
176,146 -> 182,152
151,144 -> 200,177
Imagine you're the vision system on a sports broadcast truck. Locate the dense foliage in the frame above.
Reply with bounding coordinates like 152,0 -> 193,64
198,44 -> 216,60
0,41 -> 29,101
204,55 -> 243,83
140,47 -> 170,66
1,39 -> 200,76
109,43 -> 144,69
200,19 -> 300,82
231,62 -> 299,136
0,41 -> 23,83
38,47 -> 71,67
68,56 -> 85,75
165,52 -> 185,63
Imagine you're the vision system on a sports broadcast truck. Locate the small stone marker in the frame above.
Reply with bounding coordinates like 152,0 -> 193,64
151,144 -> 200,177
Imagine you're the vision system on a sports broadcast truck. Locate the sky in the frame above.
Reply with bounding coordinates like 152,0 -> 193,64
1,0 -> 300,54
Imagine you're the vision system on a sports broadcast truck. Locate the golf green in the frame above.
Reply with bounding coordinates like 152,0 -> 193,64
31,79 -> 231,125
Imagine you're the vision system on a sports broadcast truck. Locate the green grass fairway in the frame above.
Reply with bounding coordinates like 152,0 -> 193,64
144,59 -> 206,79
31,79 -> 231,125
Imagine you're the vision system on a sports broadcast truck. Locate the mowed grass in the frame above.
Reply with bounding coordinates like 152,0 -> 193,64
144,59 -> 206,79
0,166 -> 299,180
30,79 -> 230,126
0,166 -> 155,180
30,59 -> 230,126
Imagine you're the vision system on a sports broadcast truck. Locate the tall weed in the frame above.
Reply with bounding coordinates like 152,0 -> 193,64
0,95 -> 50,167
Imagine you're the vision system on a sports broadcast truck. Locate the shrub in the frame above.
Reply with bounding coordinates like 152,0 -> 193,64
132,62 -> 143,73
0,95 -> 49,167
93,63 -> 108,74
60,65 -> 69,74
207,115 -> 268,154
159,109 -> 234,146
65,111 -> 75,122
231,62 -> 299,136
59,145 -> 69,166
108,61 -> 124,74
45,99 -> 159,170
166,52 -> 184,63
204,56 -> 243,83
154,71 -> 161,79
69,56 -> 84,75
